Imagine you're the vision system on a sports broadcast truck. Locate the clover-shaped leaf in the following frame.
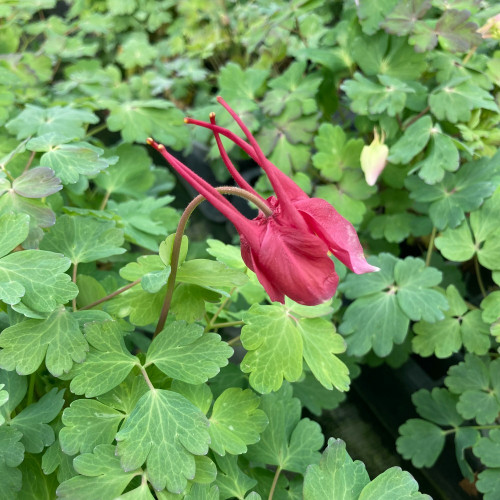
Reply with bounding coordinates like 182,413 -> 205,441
241,303 -> 349,393
245,383 -> 323,474
0,307 -> 88,376
145,321 -> 233,385
115,389 -> 210,493
208,388 -> 268,456
339,254 -> 447,357
68,321 -> 139,398
56,444 -> 139,499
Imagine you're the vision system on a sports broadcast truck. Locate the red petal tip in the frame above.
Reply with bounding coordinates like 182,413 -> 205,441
216,95 -> 223,102
183,117 -> 190,124
209,112 -> 216,119
146,137 -> 154,145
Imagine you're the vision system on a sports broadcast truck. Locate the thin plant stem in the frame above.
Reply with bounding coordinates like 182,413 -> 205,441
211,320 -> 244,330
140,366 -> 155,391
268,466 -> 282,500
86,122 -> 108,137
72,262 -> 78,311
27,372 -> 36,406
227,335 -> 241,346
23,150 -> 36,174
153,186 -> 272,338
205,287 -> 236,331
444,424 -> 500,435
404,106 -> 430,130
425,226 -> 437,267
79,278 -> 142,310
462,47 -> 476,65
474,255 -> 487,298
99,190 -> 111,210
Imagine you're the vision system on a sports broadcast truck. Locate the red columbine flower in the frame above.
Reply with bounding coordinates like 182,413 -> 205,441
148,97 -> 378,306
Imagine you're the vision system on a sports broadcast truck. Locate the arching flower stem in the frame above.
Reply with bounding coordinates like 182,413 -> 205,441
153,185 -> 273,338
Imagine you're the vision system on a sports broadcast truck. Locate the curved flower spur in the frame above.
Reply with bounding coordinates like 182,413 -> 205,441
147,97 -> 378,306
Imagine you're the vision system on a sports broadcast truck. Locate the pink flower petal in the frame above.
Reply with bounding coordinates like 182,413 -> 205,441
295,197 -> 379,274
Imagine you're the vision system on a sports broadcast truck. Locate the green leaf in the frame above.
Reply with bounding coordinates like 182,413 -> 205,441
208,388 -> 268,456
292,370 -> 346,417
10,388 -> 64,453
340,255 -> 446,356
95,144 -> 155,197
351,32 -> 426,80
97,373 -> 149,415
12,166 -> 62,198
445,355 -> 500,424
40,215 -> 125,264
340,292 -> 409,357
18,452 -> 59,500
431,9 -> 482,53
0,369 -> 27,418
304,437 -> 431,499
0,248 -> 78,313
0,425 -> 24,467
36,141 -> 116,185
299,318 -> 349,391
241,302 -> 348,393
455,427 -> 480,481
434,221 -> 475,262
406,153 -> 500,230
105,99 -> 189,147
429,80 -> 498,124
116,33 -> 158,69
396,419 -> 445,467
115,389 -> 210,493
245,383 -> 323,473
68,321 -> 139,398
0,426 -> 23,496
0,212 -> 29,258
177,259 -> 248,289
59,399 -> 124,456
6,105 -> 98,140
394,257 -> 447,322
357,466 -> 431,499
357,0 -> 400,35
263,61 -> 321,116
411,388 -> 462,427
413,132 -> 460,184
0,384 -> 6,426
108,196 -> 178,251
413,286 -> 490,357
381,0 -> 431,36
0,307 -> 88,376
170,284 -> 221,323
477,468 -> 500,500
145,321 -> 233,384
218,63 -> 269,103
473,429 -> 500,468
107,285 -> 165,326
388,115 -> 432,164
240,304 -> 302,393
303,437 -> 369,499
214,454 -> 257,500
482,291 -> 500,324
341,73 -> 415,117
312,124 -> 363,181
56,444 -> 138,499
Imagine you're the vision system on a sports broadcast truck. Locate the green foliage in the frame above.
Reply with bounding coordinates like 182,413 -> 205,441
303,438 -> 431,499
0,0 -> 499,497
339,254 -> 447,356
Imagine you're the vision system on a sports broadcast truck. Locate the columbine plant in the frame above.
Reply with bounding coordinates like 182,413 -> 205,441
148,97 -> 378,307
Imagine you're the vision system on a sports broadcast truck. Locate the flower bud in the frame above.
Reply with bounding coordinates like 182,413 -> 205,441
361,128 -> 389,186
